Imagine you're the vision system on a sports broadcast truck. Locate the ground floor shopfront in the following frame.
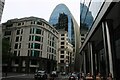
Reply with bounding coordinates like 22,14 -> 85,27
2,56 -> 57,73
79,2 -> 120,79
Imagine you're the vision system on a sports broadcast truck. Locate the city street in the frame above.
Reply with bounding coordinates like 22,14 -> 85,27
1,73 -> 69,80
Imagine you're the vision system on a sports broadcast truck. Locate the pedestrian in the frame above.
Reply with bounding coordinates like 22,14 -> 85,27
107,73 -> 113,80
96,72 -> 103,80
85,73 -> 93,80
77,72 -> 80,80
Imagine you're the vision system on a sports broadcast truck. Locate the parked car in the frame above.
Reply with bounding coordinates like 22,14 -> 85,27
50,71 -> 58,77
34,70 -> 47,80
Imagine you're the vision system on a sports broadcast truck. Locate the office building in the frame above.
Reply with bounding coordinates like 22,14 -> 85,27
0,0 -> 5,22
2,16 -> 59,73
57,30 -> 74,73
80,0 -> 120,79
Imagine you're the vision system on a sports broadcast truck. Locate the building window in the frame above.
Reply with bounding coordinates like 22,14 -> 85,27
40,51 -> 42,57
29,36 -> 31,41
35,36 -> 41,42
20,36 -> 22,41
61,46 -> 64,48
5,37 -> 10,41
14,43 -> 18,49
60,55 -> 64,58
60,60 -> 64,63
52,48 -> 54,53
18,51 -> 20,56
41,37 -> 43,42
4,31 -> 11,36
61,38 -> 64,40
34,50 -> 40,57
21,29 -> 23,34
22,22 -> 24,25
30,50 -> 40,57
61,34 -> 64,36
31,60 -> 37,65
37,21 -> 42,25
14,51 -> 17,56
61,51 -> 64,54
30,28 -> 35,34
35,43 -> 40,49
6,24 -> 13,27
18,23 -> 21,26
32,36 -> 34,41
16,30 -> 20,35
15,59 -> 19,64
50,41 -> 51,46
15,36 -> 19,42
61,42 -> 64,45
36,29 -> 41,34
19,43 -> 21,49
29,35 -> 34,41
52,42 -> 54,47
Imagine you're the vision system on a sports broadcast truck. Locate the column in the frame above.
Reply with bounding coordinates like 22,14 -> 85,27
88,42 -> 93,75
102,21 -> 113,77
83,51 -> 86,74
89,42 -> 94,75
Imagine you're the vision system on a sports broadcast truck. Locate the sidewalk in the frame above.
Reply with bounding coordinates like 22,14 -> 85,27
2,72 -> 26,78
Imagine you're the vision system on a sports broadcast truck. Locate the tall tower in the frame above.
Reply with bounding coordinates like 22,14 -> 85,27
0,0 -> 5,22
58,13 -> 68,31
49,4 -> 80,72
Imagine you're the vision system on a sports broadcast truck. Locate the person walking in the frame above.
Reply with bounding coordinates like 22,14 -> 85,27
107,73 -> 113,80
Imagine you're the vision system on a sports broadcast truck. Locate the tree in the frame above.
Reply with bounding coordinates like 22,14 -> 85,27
2,38 -> 12,72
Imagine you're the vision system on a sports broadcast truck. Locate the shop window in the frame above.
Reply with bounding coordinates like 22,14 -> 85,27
31,60 -> 37,65
15,59 -> 19,64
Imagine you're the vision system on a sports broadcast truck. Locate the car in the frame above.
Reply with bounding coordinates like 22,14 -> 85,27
68,72 -> 78,80
50,71 -> 58,77
68,75 -> 76,80
34,70 -> 47,80
61,71 -> 66,75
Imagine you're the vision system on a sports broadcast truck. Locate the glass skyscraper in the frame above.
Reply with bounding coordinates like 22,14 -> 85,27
49,3 -> 80,71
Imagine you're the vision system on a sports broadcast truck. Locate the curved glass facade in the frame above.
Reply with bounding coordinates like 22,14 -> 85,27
49,4 -> 75,46
49,4 -> 80,71
80,0 -> 105,35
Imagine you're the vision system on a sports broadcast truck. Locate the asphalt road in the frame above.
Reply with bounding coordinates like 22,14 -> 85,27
2,77 -> 68,80
1,73 -> 69,80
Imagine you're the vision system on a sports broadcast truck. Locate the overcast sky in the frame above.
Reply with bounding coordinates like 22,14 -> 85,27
1,0 -> 80,25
